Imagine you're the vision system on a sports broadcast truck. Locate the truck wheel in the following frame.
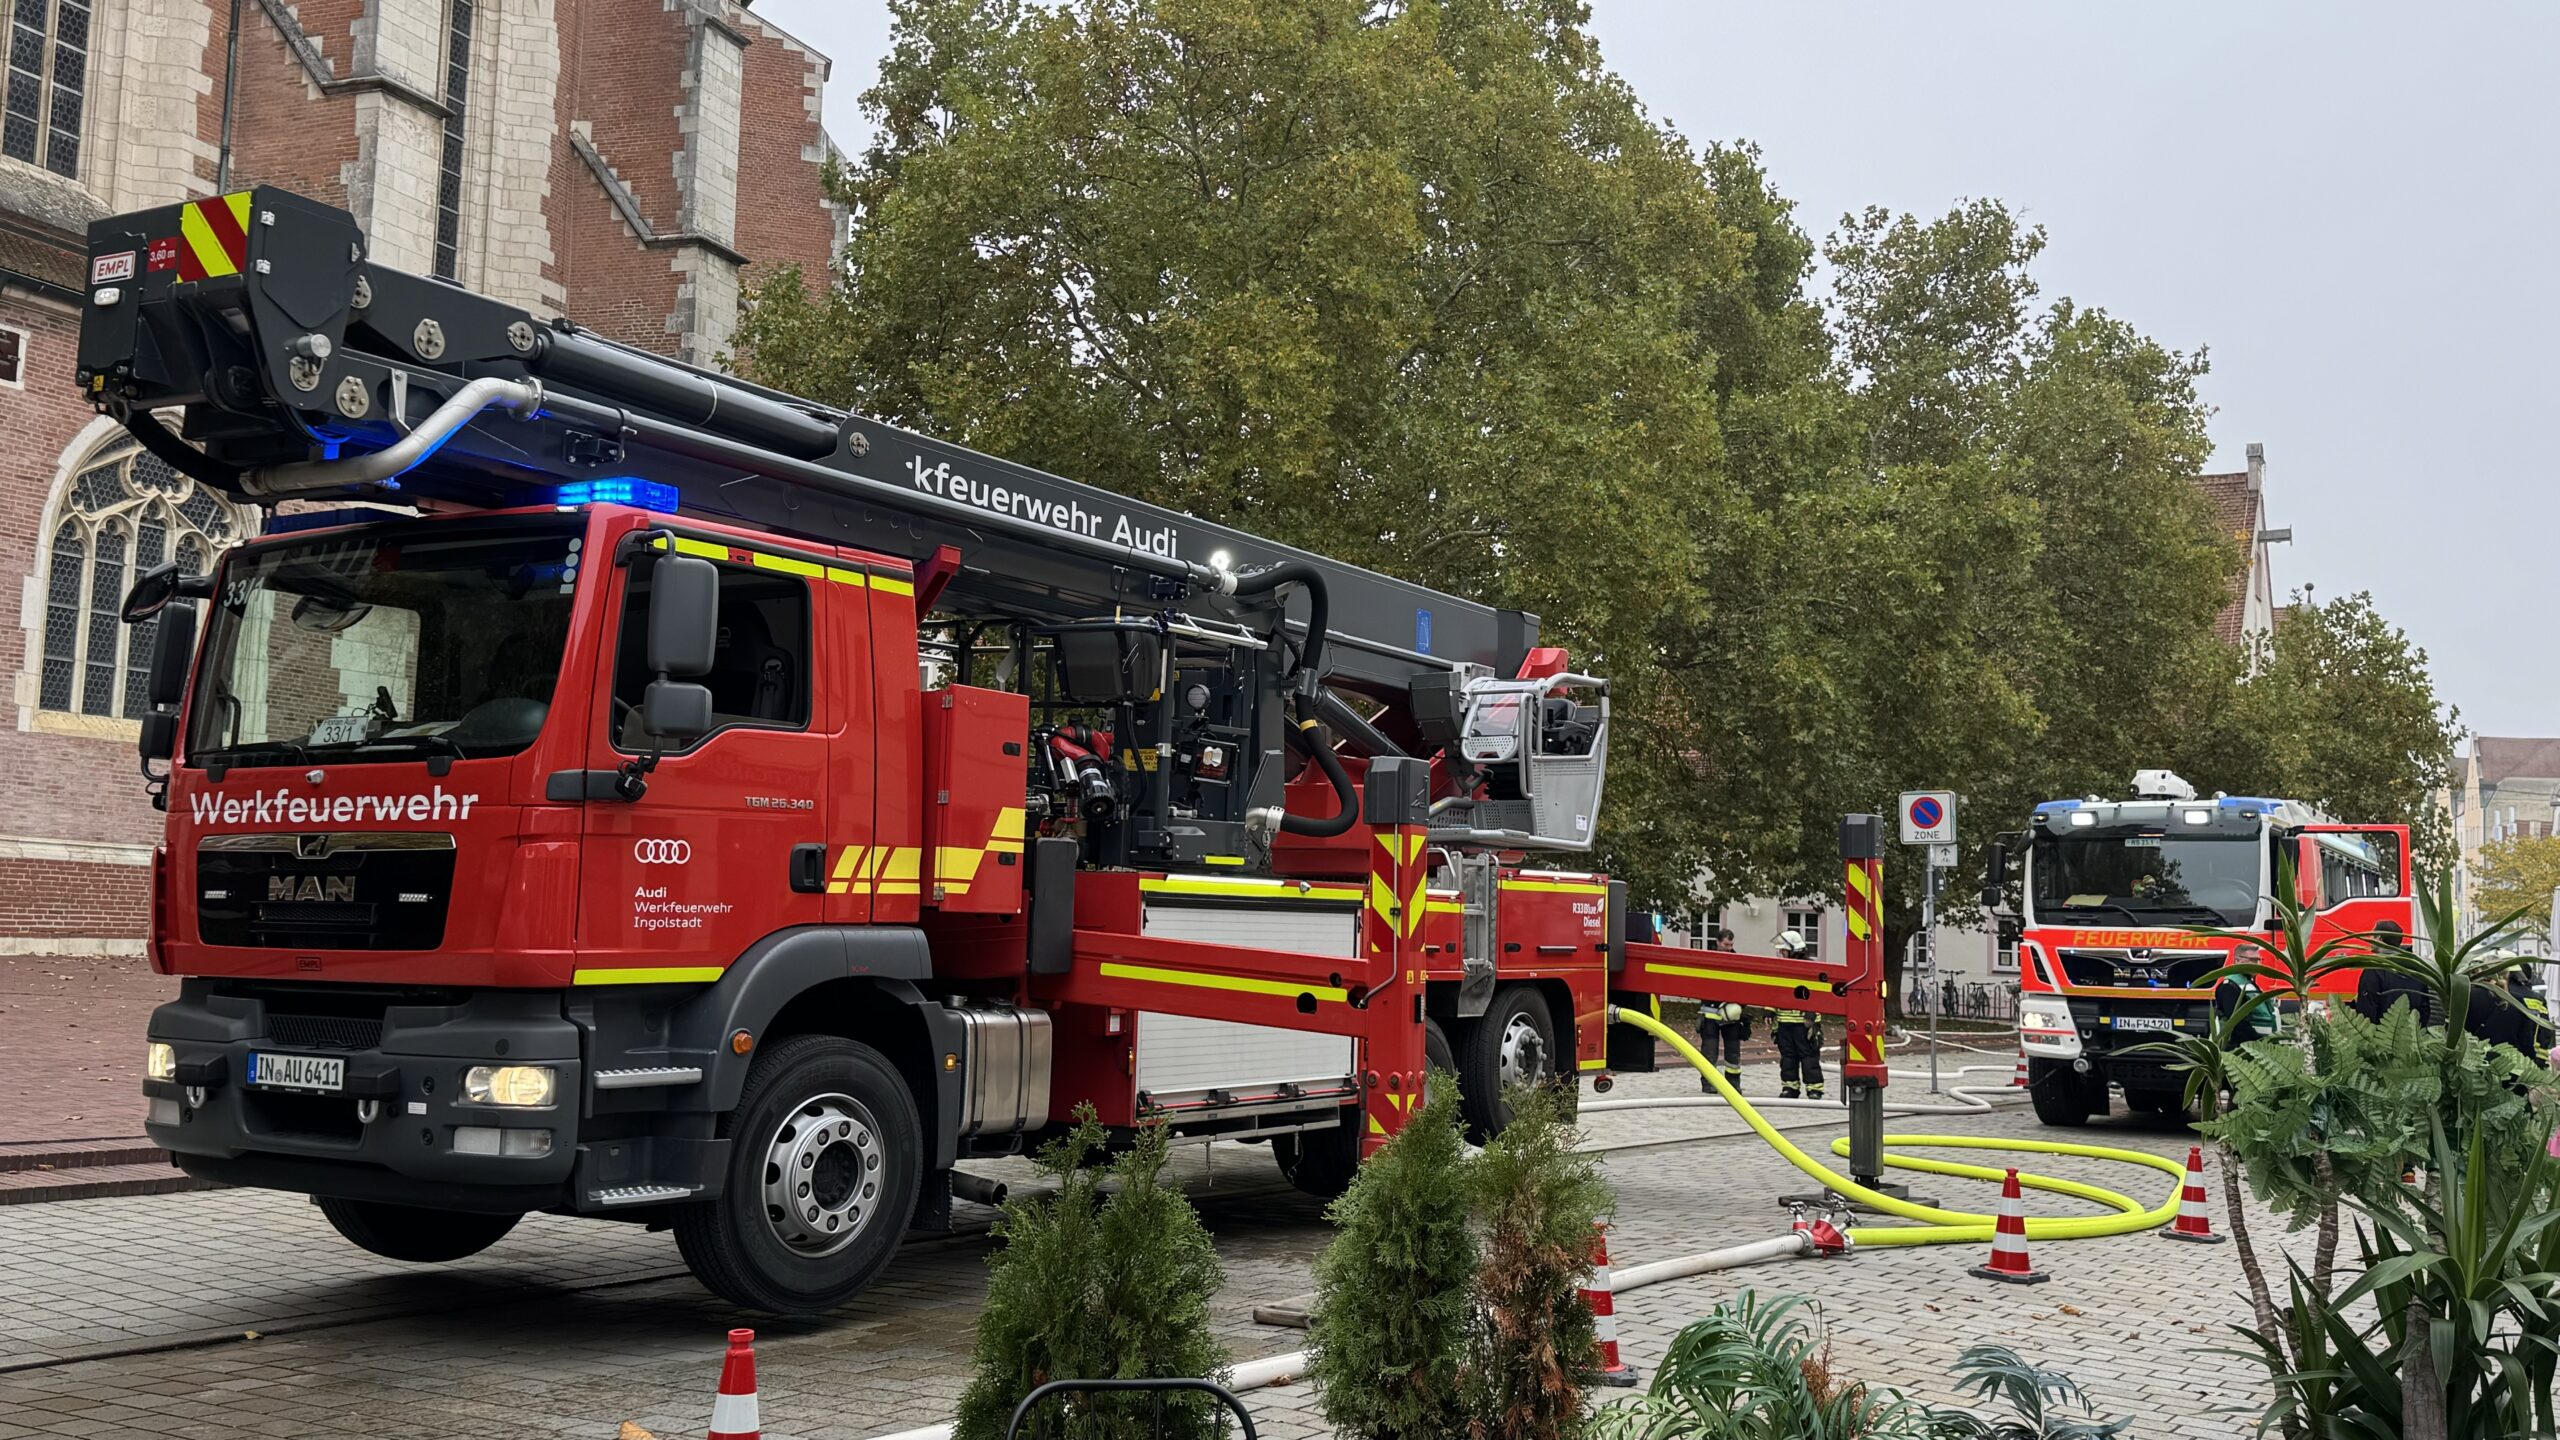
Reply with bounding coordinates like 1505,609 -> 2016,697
315,1198 -> 520,1262
1423,1018 -> 1457,1099
674,1034 -> 920,1315
1461,986 -> 1557,1141
2026,1058 -> 2092,1127
1273,1109 -> 1361,1199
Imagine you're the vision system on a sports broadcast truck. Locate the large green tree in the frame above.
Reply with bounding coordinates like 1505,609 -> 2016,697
735,0 -> 2454,955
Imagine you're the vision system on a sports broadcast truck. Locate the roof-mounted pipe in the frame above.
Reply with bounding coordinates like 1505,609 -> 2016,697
238,376 -> 545,498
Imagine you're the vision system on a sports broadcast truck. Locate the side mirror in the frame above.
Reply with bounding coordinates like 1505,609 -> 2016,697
139,710 -> 178,763
1980,840 -> 2008,910
647,554 -> 719,678
122,563 -> 213,623
642,679 -> 713,742
145,602 -> 198,710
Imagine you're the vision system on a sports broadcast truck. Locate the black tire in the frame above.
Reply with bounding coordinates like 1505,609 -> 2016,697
1423,1017 -> 1458,1105
315,1198 -> 520,1263
1273,1109 -> 1362,1200
1460,985 -> 1558,1141
673,1034 -> 921,1315
2027,1058 -> 2092,1128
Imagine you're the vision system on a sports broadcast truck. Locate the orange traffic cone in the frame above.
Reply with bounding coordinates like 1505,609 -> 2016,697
2012,1044 -> 2028,1088
1967,1169 -> 2048,1285
1583,1222 -> 1640,1386
2161,1145 -> 2226,1244
708,1328 -> 760,1440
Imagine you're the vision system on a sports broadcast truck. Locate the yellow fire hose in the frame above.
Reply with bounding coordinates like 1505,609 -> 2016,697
1608,1007 -> 2188,1247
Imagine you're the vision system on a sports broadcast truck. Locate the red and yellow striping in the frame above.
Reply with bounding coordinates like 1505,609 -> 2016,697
173,193 -> 252,283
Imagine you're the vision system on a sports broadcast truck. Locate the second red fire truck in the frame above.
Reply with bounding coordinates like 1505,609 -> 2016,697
1990,769 -> 2414,1126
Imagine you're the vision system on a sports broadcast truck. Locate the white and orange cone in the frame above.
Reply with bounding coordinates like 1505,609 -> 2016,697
2012,1043 -> 2028,1088
1967,1168 -> 2048,1285
1583,1222 -> 1640,1387
708,1328 -> 760,1440
2161,1144 -> 2226,1244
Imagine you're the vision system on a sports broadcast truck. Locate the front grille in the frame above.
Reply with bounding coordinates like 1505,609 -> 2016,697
2057,949 -> 2222,989
266,1013 -> 385,1051
197,834 -> 454,950
252,901 -> 378,931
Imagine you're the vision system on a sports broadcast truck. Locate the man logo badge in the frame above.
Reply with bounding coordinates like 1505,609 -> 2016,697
634,838 -> 692,864
268,875 -> 357,903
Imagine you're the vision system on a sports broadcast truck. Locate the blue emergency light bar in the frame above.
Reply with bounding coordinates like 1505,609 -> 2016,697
550,478 -> 679,512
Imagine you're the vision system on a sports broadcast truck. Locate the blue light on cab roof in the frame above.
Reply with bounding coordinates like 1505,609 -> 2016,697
554,477 -> 678,512
2033,800 -> 2082,814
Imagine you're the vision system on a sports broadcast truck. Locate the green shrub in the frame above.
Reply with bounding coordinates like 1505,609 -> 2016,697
1591,1301 -> 2129,1440
1466,1081 -> 1614,1440
1307,1070 -> 1477,1440
953,1108 -> 1229,1440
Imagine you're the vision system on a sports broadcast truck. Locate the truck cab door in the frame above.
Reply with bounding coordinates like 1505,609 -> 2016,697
2292,825 -> 2414,996
576,538 -> 830,977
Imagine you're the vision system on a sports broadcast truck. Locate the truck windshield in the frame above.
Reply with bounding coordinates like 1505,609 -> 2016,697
2029,829 -> 2262,929
188,519 -> 582,768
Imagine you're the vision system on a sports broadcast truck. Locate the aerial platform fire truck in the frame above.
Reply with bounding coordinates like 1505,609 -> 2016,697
1986,769 -> 2413,1126
82,187 -> 1690,1312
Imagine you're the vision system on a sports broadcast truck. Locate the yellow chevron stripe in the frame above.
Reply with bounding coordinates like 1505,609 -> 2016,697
1644,961 -> 1812,991
1845,863 -> 1875,902
751,551 -> 824,578
1846,910 -> 1872,941
1096,961 -> 1348,1003
178,199 -> 240,279
572,966 -> 724,986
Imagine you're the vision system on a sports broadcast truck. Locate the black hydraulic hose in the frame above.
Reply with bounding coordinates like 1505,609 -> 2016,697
1228,559 -> 1329,691
1282,717 -> 1359,837
116,409 -> 243,491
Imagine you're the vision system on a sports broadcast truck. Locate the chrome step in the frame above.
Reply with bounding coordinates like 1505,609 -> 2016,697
591,1066 -> 705,1091
589,1184 -> 699,1207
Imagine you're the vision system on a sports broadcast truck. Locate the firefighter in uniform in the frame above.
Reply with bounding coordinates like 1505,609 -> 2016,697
1771,928 -> 1825,1100
1697,999 -> 1747,1093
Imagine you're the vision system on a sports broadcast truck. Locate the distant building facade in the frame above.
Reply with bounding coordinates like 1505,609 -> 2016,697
0,0 -> 843,954
2450,736 -> 2560,947
2197,441 -> 2288,649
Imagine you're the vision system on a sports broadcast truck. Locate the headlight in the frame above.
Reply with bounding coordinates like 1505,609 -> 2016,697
463,1064 -> 557,1108
2019,1001 -> 2075,1033
146,1042 -> 177,1081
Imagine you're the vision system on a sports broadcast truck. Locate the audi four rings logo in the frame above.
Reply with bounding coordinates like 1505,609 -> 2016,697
634,839 -> 693,864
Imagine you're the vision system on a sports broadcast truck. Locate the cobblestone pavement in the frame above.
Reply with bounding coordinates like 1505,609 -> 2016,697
0,955 -> 167,1144
0,1064 -> 2286,1439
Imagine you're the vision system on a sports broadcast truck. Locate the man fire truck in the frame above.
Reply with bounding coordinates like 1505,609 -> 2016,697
84,187 -> 1647,1314
1985,769 -> 2414,1126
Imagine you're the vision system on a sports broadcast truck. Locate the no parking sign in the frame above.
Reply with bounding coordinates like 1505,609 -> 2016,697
1899,790 -> 1957,846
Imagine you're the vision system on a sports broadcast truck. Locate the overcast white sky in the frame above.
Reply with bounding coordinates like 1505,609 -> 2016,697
755,0 -> 2558,738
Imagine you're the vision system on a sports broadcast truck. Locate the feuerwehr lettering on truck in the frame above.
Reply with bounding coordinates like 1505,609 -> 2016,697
909,455 -> 1180,557
189,785 -> 480,826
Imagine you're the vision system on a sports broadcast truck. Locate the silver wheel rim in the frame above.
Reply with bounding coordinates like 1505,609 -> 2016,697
1496,1011 -> 1548,1089
759,1091 -> 883,1258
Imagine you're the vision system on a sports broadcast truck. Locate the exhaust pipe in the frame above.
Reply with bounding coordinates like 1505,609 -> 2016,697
950,1170 -> 1009,1208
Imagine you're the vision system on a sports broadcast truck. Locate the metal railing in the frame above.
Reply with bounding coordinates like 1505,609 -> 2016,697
1901,977 -> 2020,1023
1004,1377 -> 1260,1440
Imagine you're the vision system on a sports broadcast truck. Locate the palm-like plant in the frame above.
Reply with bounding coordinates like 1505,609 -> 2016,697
1918,1345 -> 2134,1439
1589,1292 -> 1919,1440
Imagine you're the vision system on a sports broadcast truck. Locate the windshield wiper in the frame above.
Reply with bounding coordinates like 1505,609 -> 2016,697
196,740 -> 310,768
2043,900 -> 2150,924
307,734 -> 468,772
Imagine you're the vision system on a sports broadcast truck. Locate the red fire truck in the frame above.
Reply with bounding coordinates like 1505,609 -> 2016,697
1988,770 -> 2414,1126
83,188 -> 1678,1313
